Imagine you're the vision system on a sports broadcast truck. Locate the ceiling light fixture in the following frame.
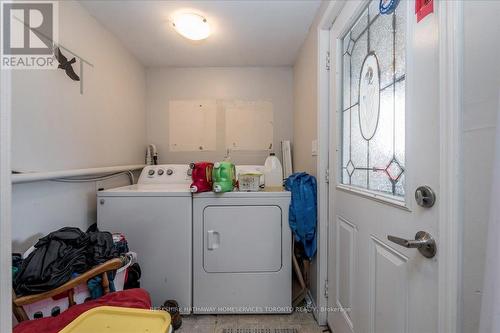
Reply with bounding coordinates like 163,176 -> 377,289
172,13 -> 210,41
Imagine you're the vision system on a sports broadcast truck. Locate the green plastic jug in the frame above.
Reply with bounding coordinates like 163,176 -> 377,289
212,161 -> 236,193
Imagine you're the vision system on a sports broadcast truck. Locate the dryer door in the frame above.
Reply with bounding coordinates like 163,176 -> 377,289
203,205 -> 282,273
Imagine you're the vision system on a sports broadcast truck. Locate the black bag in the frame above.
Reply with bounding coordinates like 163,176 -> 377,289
124,263 -> 141,289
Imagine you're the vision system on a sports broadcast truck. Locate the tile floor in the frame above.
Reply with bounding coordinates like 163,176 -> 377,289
176,311 -> 330,333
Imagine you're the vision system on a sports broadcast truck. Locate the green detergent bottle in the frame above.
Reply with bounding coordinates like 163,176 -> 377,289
212,161 -> 236,193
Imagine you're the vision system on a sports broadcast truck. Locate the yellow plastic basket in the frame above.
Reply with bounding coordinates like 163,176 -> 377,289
58,306 -> 172,333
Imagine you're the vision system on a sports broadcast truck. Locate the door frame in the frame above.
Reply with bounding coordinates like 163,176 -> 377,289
0,68 -> 12,331
315,1 -> 345,326
437,2 -> 464,332
317,1 -> 464,331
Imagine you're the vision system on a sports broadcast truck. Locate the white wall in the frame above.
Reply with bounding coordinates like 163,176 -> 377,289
462,2 -> 500,332
293,12 -> 320,177
11,0 -> 147,252
146,67 -> 293,165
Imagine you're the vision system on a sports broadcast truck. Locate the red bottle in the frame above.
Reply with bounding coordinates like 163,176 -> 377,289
189,162 -> 214,193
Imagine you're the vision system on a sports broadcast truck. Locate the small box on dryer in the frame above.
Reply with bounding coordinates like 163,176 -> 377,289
238,172 -> 263,191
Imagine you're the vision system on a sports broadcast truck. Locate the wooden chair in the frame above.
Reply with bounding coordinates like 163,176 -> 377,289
12,258 -> 124,323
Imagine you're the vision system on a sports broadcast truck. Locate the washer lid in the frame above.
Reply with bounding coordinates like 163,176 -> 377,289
98,184 -> 191,197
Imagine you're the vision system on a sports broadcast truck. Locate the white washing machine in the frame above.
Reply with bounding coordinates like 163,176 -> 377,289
97,164 -> 192,312
193,189 -> 292,314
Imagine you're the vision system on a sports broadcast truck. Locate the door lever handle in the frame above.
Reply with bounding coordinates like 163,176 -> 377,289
387,231 -> 436,258
387,235 -> 428,248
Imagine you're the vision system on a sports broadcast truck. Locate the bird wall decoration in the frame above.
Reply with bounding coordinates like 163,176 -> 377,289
54,47 -> 80,81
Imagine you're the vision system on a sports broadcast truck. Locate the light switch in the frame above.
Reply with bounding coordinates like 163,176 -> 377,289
311,140 -> 318,156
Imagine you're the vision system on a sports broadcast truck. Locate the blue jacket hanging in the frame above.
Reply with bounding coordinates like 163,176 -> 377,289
284,172 -> 317,259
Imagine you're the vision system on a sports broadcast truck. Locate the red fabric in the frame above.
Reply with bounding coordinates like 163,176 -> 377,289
415,0 -> 434,22
14,289 -> 151,333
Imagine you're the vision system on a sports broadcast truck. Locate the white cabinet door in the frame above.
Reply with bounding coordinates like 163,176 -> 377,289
327,1 -> 440,332
203,205 -> 282,273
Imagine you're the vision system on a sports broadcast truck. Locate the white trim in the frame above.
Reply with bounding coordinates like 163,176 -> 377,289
315,0 -> 345,326
314,25 -> 330,328
437,2 -> 463,333
319,0 -> 346,31
0,69 -> 12,331
12,164 -> 145,184
335,184 -> 410,211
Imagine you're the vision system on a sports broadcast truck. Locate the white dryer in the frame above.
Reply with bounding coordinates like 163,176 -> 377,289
97,165 -> 192,312
192,190 -> 292,314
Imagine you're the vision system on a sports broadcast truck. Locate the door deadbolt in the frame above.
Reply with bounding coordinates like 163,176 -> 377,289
415,185 -> 436,208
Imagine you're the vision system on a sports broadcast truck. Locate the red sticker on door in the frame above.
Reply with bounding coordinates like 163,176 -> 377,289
415,0 -> 433,22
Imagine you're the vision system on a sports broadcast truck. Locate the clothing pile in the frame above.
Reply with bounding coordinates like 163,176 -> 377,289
285,172 -> 318,260
14,227 -> 119,296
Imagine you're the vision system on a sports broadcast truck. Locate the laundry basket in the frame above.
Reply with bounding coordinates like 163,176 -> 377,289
21,252 -> 136,320
59,306 -> 172,333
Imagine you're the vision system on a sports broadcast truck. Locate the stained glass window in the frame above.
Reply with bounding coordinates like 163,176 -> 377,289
341,0 -> 406,197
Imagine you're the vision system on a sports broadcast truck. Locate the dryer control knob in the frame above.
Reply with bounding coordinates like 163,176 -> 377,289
148,169 -> 155,176
158,169 -> 165,176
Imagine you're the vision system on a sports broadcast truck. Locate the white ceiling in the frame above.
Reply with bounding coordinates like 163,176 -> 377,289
79,0 -> 321,67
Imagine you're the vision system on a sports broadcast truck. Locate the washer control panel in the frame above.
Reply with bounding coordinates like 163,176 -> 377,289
138,164 -> 191,185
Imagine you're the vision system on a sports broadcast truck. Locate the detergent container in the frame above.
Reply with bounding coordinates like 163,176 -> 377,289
212,161 -> 236,193
264,153 -> 283,188
190,162 -> 214,193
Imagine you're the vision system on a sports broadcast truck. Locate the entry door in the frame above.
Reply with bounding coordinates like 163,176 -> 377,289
327,1 -> 440,332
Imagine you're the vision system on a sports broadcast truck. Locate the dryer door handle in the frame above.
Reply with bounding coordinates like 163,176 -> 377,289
207,230 -> 220,250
